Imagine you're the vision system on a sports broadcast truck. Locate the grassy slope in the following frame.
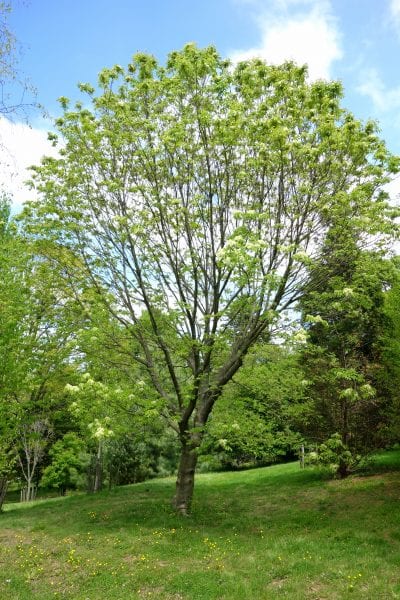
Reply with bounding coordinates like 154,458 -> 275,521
1,451 -> 400,599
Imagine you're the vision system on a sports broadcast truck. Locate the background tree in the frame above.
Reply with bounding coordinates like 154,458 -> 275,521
375,263 -> 400,445
40,432 -> 89,495
0,197 -> 29,508
24,45 -> 399,513
0,1 -> 36,118
17,418 -> 52,501
65,362 -> 172,491
299,210 -> 396,476
0,196 -> 82,503
0,0 -> 42,508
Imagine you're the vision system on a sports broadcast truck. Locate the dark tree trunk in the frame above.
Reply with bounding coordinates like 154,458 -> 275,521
338,402 -> 350,478
172,387 -> 223,514
337,459 -> 350,479
0,477 -> 8,511
173,442 -> 199,516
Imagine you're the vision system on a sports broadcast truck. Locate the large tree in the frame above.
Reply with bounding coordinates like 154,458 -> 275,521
24,45 -> 398,513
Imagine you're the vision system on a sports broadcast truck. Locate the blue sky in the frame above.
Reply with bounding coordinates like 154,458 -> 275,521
2,0 -> 400,207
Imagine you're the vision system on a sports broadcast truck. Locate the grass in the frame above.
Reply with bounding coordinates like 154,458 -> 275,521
1,451 -> 400,599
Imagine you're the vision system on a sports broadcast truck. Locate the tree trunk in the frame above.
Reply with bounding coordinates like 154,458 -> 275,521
300,444 -> 305,469
0,477 -> 8,511
338,402 -> 350,479
337,459 -> 350,479
173,443 -> 199,516
27,480 -> 33,502
93,440 -> 103,493
21,481 -> 36,502
172,388 -> 221,515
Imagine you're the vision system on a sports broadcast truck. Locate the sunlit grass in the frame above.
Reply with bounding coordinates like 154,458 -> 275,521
1,451 -> 400,598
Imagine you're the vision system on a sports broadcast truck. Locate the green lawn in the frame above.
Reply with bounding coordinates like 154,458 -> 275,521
1,451 -> 400,599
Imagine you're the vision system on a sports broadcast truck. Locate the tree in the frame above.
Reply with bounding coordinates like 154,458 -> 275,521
0,1 -> 36,118
40,432 -> 88,495
0,195 -> 82,504
24,45 -> 398,513
0,196 -> 29,508
375,262 -> 400,444
299,212 -> 396,476
65,361 -> 168,492
17,418 -> 52,501
0,2 -> 43,510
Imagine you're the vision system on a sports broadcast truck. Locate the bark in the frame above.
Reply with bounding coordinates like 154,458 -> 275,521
27,481 -> 33,502
337,459 -> 350,479
172,384 -> 229,514
93,440 -> 103,493
20,484 -> 37,502
300,445 -> 305,469
173,442 -> 199,516
0,477 -> 8,511
338,402 -> 350,479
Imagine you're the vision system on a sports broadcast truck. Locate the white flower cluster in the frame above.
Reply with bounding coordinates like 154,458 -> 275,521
89,418 -> 114,440
217,234 -> 266,268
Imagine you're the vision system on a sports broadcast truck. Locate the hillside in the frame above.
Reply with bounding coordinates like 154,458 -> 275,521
1,452 -> 400,599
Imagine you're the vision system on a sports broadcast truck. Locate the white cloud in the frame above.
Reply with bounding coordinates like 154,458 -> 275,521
357,68 -> 400,113
230,0 -> 342,80
0,117 -> 57,212
388,0 -> 400,42
385,174 -> 400,201
390,0 -> 400,27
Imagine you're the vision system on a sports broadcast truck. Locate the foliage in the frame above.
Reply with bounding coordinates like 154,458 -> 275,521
64,363 -> 169,490
201,343 -> 307,469
103,431 -> 178,486
0,197 -> 29,505
376,267 -> 400,443
307,433 -> 361,477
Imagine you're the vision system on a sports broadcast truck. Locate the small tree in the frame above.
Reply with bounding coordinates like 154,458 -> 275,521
40,433 -> 88,495
25,45 -> 398,512
17,419 -> 51,501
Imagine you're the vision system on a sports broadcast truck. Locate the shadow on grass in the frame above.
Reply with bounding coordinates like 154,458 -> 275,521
358,447 -> 400,475
2,449 -> 400,539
